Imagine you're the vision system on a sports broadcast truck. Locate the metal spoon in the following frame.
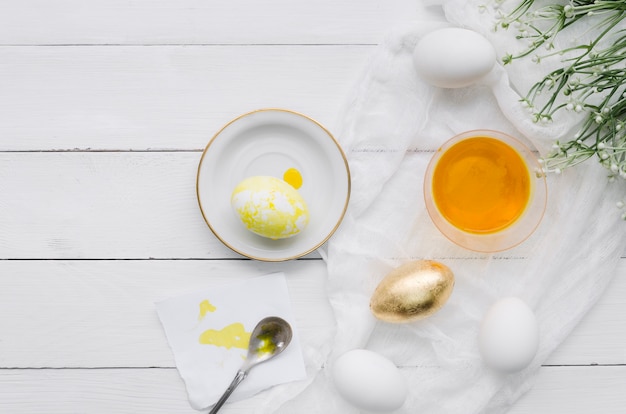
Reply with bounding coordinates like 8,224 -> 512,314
208,316 -> 293,414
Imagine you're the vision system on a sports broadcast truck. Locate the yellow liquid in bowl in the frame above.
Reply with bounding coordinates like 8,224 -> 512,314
432,137 -> 531,234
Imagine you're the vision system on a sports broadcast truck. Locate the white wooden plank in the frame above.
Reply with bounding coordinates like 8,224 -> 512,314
0,152 -> 232,259
0,259 -> 333,368
508,366 -> 626,413
0,45 -> 371,151
546,258 -> 626,366
0,0 -> 426,45
0,368 -> 199,413
1,365 -> 624,413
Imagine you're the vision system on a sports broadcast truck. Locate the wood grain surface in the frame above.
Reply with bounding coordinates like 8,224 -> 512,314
1,0 -> 624,412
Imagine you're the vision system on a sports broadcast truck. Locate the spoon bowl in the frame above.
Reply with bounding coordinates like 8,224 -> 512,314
243,316 -> 293,369
208,316 -> 293,413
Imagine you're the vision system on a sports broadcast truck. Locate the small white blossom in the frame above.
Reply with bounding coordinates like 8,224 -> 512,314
564,5 -> 574,18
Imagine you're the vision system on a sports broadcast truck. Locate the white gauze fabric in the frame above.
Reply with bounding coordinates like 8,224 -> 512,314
254,1 -> 626,413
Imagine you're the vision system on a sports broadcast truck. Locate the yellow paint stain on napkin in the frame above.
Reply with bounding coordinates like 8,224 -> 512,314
198,299 -> 217,321
199,322 -> 251,350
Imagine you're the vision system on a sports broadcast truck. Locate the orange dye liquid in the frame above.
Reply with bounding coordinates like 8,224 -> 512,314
432,137 -> 530,234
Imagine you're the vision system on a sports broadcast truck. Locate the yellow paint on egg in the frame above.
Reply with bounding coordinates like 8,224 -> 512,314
231,176 -> 309,239
283,168 -> 303,189
198,322 -> 251,350
198,299 -> 217,321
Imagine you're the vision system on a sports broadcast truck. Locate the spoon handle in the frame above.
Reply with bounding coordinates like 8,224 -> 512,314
208,369 -> 248,414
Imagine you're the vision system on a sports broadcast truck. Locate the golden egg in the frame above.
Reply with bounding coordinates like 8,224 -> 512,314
370,260 -> 454,323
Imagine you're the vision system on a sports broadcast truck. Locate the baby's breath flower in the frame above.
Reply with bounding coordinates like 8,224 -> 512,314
564,4 -> 574,18
497,0 -> 626,218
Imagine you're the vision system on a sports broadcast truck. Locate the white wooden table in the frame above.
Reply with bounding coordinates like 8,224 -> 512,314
1,1 -> 624,412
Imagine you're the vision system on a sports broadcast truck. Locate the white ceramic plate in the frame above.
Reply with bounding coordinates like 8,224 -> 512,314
197,109 -> 351,261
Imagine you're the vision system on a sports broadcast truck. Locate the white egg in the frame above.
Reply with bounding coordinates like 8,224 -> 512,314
478,297 -> 539,372
413,27 -> 496,88
332,349 -> 407,412
231,176 -> 309,239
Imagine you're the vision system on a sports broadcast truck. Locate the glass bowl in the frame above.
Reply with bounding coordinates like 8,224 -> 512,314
424,129 -> 547,253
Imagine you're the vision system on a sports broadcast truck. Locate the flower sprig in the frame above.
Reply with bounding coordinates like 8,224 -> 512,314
493,0 -> 626,217
498,0 -> 626,63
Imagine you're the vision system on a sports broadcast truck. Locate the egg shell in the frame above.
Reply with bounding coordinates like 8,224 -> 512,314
479,297 -> 539,372
332,349 -> 408,412
413,27 -> 496,88
231,176 -> 309,239
370,260 -> 455,323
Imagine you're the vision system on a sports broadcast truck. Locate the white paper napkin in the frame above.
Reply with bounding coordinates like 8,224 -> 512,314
156,272 -> 307,411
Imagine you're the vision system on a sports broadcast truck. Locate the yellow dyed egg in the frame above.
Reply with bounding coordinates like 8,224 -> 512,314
370,260 -> 454,323
231,176 -> 309,239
